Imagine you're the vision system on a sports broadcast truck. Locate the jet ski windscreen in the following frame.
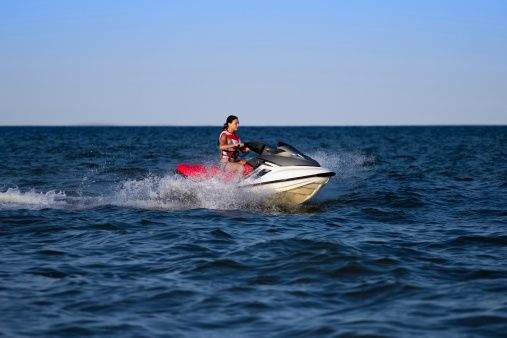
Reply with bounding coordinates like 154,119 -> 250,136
244,141 -> 266,154
277,142 -> 305,156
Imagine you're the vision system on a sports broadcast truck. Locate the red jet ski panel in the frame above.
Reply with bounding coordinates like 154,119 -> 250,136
176,164 -> 221,179
176,163 -> 253,180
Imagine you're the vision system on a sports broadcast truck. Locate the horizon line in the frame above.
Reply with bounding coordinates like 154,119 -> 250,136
0,123 -> 506,127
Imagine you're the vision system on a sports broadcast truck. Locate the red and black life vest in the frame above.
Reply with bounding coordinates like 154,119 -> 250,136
219,130 -> 241,162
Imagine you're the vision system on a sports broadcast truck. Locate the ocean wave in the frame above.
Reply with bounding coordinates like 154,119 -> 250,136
0,188 -> 67,210
309,150 -> 375,177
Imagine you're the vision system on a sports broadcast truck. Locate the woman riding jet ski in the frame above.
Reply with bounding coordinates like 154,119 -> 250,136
218,115 -> 249,174
176,115 -> 335,204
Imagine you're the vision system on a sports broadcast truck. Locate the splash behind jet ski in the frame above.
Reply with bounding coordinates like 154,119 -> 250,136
176,141 -> 335,205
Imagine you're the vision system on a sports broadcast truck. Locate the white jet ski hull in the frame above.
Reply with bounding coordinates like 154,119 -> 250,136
240,165 -> 334,205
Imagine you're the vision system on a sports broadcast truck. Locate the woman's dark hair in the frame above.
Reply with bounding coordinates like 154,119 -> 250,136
222,115 -> 238,131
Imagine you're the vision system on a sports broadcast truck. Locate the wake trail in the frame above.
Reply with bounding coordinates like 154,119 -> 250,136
0,151 -> 373,212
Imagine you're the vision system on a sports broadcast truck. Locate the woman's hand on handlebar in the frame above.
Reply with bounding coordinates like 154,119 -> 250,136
238,143 -> 249,152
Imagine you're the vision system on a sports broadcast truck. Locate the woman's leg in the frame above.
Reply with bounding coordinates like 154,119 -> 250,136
224,161 -> 244,174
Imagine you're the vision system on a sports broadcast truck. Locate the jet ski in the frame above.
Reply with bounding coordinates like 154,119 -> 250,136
176,141 -> 335,205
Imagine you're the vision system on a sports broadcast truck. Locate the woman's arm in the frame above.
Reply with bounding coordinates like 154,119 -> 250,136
219,134 -> 239,150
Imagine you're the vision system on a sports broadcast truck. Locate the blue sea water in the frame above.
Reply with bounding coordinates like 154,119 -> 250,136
0,126 -> 506,337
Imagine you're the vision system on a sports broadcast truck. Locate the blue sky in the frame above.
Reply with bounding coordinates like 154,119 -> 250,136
1,0 -> 506,125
